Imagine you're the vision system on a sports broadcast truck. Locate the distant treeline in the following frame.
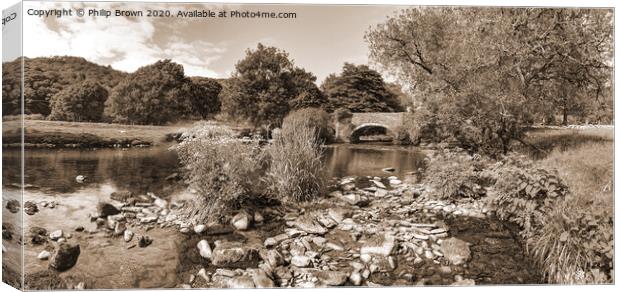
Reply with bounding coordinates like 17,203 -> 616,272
1,51 -> 408,127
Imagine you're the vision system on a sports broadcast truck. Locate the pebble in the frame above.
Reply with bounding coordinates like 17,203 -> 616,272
124,230 -> 134,242
197,239 -> 212,259
193,224 -> 206,234
37,250 -> 51,260
349,271 -> 362,286
291,255 -> 311,267
49,230 -> 63,241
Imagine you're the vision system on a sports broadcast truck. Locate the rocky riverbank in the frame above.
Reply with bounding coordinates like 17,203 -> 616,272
6,174 -> 543,289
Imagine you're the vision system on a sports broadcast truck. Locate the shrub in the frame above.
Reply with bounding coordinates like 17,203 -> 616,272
281,108 -> 333,143
402,106 -> 440,145
176,124 -> 267,222
423,150 -> 491,200
48,80 -> 108,122
264,117 -> 326,202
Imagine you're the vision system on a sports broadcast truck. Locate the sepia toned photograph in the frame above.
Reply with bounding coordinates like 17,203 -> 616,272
1,0 -> 615,290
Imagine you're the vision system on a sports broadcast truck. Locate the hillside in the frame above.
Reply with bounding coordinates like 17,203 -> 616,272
2,56 -> 128,116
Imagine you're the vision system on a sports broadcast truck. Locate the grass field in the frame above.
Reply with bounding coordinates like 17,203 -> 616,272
1,120 -> 196,147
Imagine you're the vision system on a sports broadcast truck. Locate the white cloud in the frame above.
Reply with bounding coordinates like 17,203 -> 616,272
23,2 -> 226,77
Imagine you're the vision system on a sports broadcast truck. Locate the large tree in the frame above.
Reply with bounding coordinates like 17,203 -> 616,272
104,60 -> 194,125
220,43 -> 321,128
189,77 -> 222,119
366,8 -> 612,154
48,80 -> 108,122
321,63 -> 403,112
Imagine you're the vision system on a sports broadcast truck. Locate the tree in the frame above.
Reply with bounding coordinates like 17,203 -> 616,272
220,43 -> 320,128
366,7 -> 612,154
104,60 -> 194,125
321,63 -> 403,113
48,80 -> 108,122
189,77 -> 222,119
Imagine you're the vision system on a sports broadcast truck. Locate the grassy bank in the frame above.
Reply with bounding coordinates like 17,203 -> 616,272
1,120 -> 195,148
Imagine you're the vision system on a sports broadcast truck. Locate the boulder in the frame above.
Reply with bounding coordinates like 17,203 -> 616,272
50,243 -> 80,271
231,211 -> 252,231
24,201 -> 39,215
49,230 -> 63,241
251,269 -> 275,288
291,214 -> 327,235
291,255 -> 311,267
211,241 -> 260,268
123,230 -> 134,242
197,239 -> 212,259
193,224 -> 206,234
37,250 -> 51,260
360,233 -> 396,256
315,270 -> 348,286
96,202 -> 120,217
5,199 -> 19,213
441,237 -> 471,265
259,249 -> 284,267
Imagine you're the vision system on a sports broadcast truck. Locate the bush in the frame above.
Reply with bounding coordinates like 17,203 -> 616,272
423,150 -> 491,200
403,106 -> 440,145
48,80 -> 108,122
176,124 -> 267,222
264,116 -> 326,202
281,108 -> 334,143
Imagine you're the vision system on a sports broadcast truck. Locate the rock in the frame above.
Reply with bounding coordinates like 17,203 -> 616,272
211,241 -> 260,268
138,235 -> 153,248
197,268 -> 209,282
110,191 -> 133,202
382,167 -> 396,173
212,275 -> 255,288
75,282 -> 86,289
75,175 -> 86,183
291,255 -> 311,267
291,215 -> 327,235
37,250 -> 51,260
206,224 -> 234,235
197,239 -> 212,259
259,249 -> 284,267
49,230 -> 63,241
389,179 -> 402,185
193,224 -> 206,234
123,230 -> 134,242
96,202 -> 120,217
315,270 -> 348,286
360,233 -> 396,256
328,208 -> 351,224
231,211 -> 251,231
24,201 -> 39,215
251,269 -> 275,288
349,271 -> 362,286
451,279 -> 476,286
50,243 -> 80,271
253,212 -> 264,224
154,198 -> 168,209
372,180 -> 386,189
74,226 -> 85,232
441,237 -> 471,265
113,222 -> 126,236
30,227 -> 48,244
360,254 -> 372,263
5,199 -> 20,213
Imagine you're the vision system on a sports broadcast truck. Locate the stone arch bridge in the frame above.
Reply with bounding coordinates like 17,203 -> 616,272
335,112 -> 405,143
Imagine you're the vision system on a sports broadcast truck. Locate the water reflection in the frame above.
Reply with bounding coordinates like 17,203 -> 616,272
2,144 -> 428,196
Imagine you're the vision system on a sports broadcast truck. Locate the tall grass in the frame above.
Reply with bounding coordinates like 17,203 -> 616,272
531,141 -> 614,283
264,115 -> 326,202
176,124 -> 267,222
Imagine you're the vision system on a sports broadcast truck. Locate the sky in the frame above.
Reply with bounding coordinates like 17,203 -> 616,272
21,1 -> 406,82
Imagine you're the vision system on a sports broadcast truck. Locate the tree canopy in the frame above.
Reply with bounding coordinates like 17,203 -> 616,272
220,43 -> 321,128
321,63 -> 404,113
189,77 -> 223,119
366,7 -> 613,154
104,60 -> 194,125
48,80 -> 108,122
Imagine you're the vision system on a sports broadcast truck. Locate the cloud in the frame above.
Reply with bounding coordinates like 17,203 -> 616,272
22,2 -> 226,77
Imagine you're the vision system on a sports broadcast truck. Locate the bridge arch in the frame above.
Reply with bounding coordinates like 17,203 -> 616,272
349,123 -> 396,143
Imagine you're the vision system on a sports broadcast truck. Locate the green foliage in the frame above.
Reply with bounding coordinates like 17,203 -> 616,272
2,56 -> 126,116
104,60 -> 193,125
176,124 -> 267,222
281,108 -> 334,143
289,87 -> 327,110
48,80 -> 108,122
220,43 -> 320,128
189,77 -> 222,119
265,116 -> 326,202
321,63 -> 403,113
